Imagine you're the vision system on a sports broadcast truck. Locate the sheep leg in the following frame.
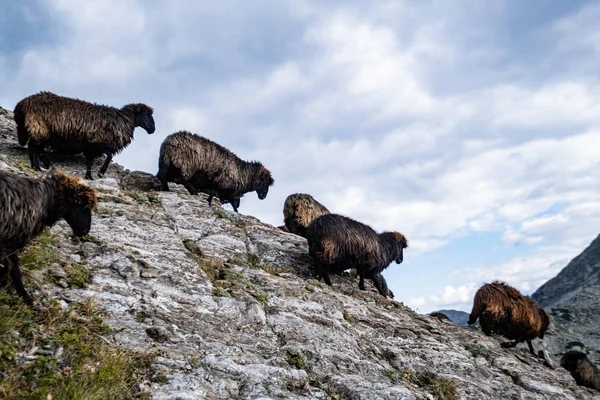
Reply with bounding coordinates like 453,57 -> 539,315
97,153 -> 113,178
314,260 -> 332,286
0,259 -> 8,288
358,270 -> 366,291
28,144 -> 42,171
207,195 -> 213,205
372,273 -> 392,298
321,270 -> 332,286
157,169 -> 169,191
183,182 -> 199,196
38,150 -> 51,169
8,254 -> 33,305
527,340 -> 536,356
84,153 -> 95,180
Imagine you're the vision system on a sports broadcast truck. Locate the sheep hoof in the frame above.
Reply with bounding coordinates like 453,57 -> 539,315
97,172 -> 104,178
85,174 -> 94,180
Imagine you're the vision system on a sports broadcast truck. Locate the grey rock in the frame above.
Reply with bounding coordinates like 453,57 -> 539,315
146,327 -> 171,343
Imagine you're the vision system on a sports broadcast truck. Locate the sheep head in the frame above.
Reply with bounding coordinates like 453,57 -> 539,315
392,232 -> 409,264
255,165 -> 274,200
125,103 -> 155,134
538,307 -> 550,339
52,171 -> 97,237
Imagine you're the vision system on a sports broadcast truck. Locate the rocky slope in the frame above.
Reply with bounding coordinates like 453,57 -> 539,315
1,106 -> 598,399
532,235 -> 600,366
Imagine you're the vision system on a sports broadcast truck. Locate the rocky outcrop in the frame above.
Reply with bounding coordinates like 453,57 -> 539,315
533,235 -> 600,308
531,236 -> 600,367
1,106 -> 598,399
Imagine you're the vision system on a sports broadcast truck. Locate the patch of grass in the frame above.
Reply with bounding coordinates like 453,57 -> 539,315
224,269 -> 250,285
387,368 -> 399,384
146,191 -> 163,209
213,287 -> 231,298
75,234 -> 105,247
246,252 -> 260,269
404,370 -> 459,400
188,357 -> 202,369
260,264 -> 280,276
342,309 -> 355,323
14,160 -> 32,173
263,383 -> 271,395
18,230 -> 58,271
309,279 -> 325,289
254,290 -> 269,307
464,342 -> 491,359
198,257 -> 224,282
286,350 -> 306,370
151,373 -> 169,384
124,190 -> 163,209
182,239 -> 203,259
0,294 -> 155,400
213,208 -> 230,219
284,378 -> 306,394
65,264 -> 92,288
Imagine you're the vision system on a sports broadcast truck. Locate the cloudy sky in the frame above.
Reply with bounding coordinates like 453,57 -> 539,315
1,0 -> 599,313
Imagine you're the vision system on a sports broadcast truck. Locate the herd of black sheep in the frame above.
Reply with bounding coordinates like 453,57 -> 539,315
0,91 -> 598,391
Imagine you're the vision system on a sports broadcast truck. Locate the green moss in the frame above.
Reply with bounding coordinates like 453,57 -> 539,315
286,350 -> 306,370
0,294 -> 155,400
65,264 -> 92,288
18,231 -> 58,271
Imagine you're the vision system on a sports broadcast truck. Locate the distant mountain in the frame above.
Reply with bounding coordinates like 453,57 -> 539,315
533,234 -> 600,308
430,309 -> 470,326
532,234 -> 600,365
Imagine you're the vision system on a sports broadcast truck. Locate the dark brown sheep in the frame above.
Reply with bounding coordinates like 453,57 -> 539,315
283,193 -> 330,238
305,213 -> 408,298
156,131 -> 274,212
14,91 -> 155,180
560,351 -> 600,391
0,170 -> 97,305
468,281 -> 550,355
